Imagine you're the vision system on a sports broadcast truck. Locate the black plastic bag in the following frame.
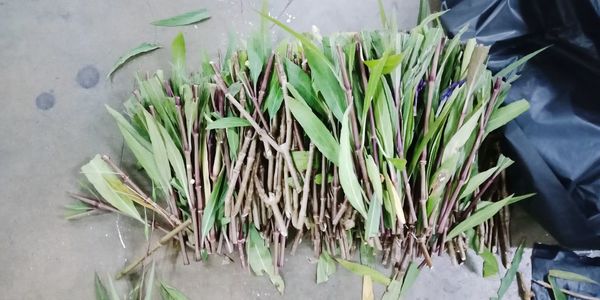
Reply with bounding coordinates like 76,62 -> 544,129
531,243 -> 600,299
440,0 -> 600,248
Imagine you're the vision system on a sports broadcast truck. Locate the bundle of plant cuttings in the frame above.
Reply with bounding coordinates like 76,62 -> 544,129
68,10 -> 536,298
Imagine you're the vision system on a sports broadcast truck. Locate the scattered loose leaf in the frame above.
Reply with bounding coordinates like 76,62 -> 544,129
336,258 -> 391,285
160,282 -> 189,300
108,43 -> 161,78
247,227 -> 285,293
317,251 -> 337,284
152,9 -> 211,27
481,248 -> 499,277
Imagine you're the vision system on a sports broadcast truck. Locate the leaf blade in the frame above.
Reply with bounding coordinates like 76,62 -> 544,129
152,9 -> 210,27
108,43 -> 161,78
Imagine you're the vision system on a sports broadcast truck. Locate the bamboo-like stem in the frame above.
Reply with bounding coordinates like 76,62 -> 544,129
211,62 -> 301,191
254,178 -> 288,237
274,56 -> 303,191
223,132 -> 254,217
294,143 -> 315,229
232,138 -> 257,217
117,218 -> 192,279
336,45 -> 373,198
418,40 -> 443,230
69,193 -> 120,214
438,79 -> 502,232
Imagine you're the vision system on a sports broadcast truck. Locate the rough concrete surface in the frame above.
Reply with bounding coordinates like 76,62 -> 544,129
0,0 -> 551,299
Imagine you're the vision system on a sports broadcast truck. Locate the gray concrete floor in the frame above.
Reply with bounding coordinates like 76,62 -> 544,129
0,0 -> 552,299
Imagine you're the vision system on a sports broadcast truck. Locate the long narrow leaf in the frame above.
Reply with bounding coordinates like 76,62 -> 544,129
108,43 -> 161,78
286,95 -> 340,164
447,193 -> 533,240
339,109 -> 368,218
494,242 -> 525,300
152,9 -> 210,27
336,258 -> 391,285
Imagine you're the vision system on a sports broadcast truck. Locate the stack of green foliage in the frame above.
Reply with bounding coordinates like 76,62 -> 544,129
69,8 -> 539,299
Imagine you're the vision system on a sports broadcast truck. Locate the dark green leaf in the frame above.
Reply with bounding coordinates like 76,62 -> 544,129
151,9 -> 210,27
495,242 -> 525,300
286,95 -> 340,165
107,43 -> 161,78
447,193 -> 533,240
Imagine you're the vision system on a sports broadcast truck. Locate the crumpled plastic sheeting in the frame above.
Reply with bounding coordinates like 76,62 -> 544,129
531,243 -> 600,299
440,0 -> 600,248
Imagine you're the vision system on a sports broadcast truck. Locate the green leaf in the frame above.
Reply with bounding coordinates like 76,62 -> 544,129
264,72 -> 283,117
486,99 -> 529,134
151,9 -> 210,27
460,167 -> 497,199
143,110 -> 172,198
107,43 -> 161,78
285,59 -> 325,116
247,227 -> 285,293
365,155 -> 382,239
339,108 -> 368,218
261,12 -> 346,121
385,175 -> 406,225
317,251 -> 337,284
400,262 -> 420,296
447,193 -> 533,240
549,277 -> 567,300
364,53 -> 403,74
291,151 -> 317,172
441,105 -> 483,167
495,46 -> 549,79
81,155 -> 142,222
172,33 -> 186,67
286,95 -> 340,165
495,242 -> 525,300
388,157 -> 407,171
160,282 -> 189,300
549,269 -> 599,285
143,261 -> 156,300
206,117 -> 250,130
362,52 -> 389,129
417,0 -> 431,24
481,248 -> 499,277
201,172 -> 226,241
94,273 -> 109,300
336,258 -> 391,285
381,279 -> 403,300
